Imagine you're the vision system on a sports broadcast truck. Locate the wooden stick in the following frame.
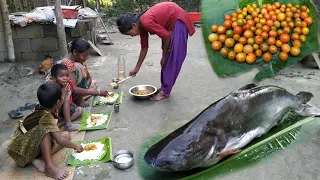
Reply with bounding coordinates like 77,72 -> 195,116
0,0 -> 15,62
55,0 -> 68,57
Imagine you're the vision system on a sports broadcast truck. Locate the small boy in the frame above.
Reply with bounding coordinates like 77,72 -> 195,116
47,64 -> 83,131
8,83 -> 83,180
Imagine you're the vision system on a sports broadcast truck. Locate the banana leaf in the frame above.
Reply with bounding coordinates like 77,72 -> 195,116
67,136 -> 112,166
92,91 -> 123,107
78,111 -> 112,131
201,0 -> 320,82
137,112 -> 320,180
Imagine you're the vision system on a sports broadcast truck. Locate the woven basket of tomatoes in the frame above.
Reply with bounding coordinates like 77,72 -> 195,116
201,0 -> 319,82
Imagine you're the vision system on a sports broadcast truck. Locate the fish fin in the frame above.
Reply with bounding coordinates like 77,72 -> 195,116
296,91 -> 313,104
295,104 -> 320,117
238,84 -> 257,91
219,149 -> 241,159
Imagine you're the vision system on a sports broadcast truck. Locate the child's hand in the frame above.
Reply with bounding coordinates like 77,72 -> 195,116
62,83 -> 71,99
75,144 -> 84,153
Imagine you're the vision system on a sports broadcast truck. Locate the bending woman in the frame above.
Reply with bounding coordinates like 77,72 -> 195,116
116,2 -> 195,101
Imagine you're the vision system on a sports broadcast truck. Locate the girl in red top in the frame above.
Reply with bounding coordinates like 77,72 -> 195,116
116,2 -> 195,101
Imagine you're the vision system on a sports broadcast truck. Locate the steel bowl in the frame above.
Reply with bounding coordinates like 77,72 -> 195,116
113,150 -> 134,170
129,85 -> 157,99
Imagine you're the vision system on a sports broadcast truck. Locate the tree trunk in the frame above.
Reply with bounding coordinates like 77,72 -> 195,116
83,0 -> 87,7
55,0 -> 68,57
0,0 -> 15,62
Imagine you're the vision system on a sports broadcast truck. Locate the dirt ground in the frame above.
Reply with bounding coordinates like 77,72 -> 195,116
0,27 -> 320,180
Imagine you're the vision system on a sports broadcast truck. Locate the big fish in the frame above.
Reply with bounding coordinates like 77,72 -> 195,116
144,84 -> 320,172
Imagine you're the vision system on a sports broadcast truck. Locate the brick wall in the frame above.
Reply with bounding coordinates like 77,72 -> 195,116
12,24 -> 60,62
11,19 -> 96,62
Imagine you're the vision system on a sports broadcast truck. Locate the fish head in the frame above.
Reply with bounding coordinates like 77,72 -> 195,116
144,133 -> 219,172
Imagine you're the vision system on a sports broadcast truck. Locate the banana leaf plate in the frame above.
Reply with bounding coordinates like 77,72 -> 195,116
137,111 -> 320,180
92,91 -> 123,107
201,0 -> 320,82
67,136 -> 112,166
78,111 -> 112,131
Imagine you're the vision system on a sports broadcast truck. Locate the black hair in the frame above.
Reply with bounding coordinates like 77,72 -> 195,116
37,83 -> 62,109
51,64 -> 68,78
116,13 -> 140,34
70,38 -> 91,54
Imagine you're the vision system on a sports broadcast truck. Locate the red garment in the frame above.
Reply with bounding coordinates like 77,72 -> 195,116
68,79 -> 74,104
140,2 -> 195,48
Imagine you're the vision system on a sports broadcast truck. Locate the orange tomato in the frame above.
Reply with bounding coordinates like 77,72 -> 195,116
225,14 -> 232,20
269,45 -> 278,55
275,40 -> 283,48
281,44 -> 291,53
244,30 -> 254,38
261,32 -> 269,39
228,51 -> 237,60
266,20 -> 274,27
279,52 -> 288,61
280,34 -> 290,43
267,37 -> 276,45
208,33 -> 219,42
234,43 -> 244,53
262,52 -> 272,62
234,26 -> 243,35
302,27 -> 309,35
255,36 -> 264,45
211,24 -> 218,32
246,53 -> 256,64
212,41 -> 222,50
236,52 -> 247,62
238,37 -> 248,45
277,13 -> 286,21
224,20 -> 232,29
243,45 -> 254,54
293,40 -> 301,47
269,30 -> 278,38
255,49 -> 263,57
290,46 -> 300,56
217,26 -> 227,34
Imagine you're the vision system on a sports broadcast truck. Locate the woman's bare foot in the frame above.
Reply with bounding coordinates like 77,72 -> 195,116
45,165 -> 70,180
151,92 -> 168,101
32,159 -> 45,173
155,87 -> 162,94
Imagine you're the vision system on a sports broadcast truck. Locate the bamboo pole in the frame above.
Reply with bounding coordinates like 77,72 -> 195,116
0,0 -> 15,62
55,0 -> 68,57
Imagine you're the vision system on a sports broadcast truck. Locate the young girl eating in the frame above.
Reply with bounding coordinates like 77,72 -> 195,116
7,83 -> 83,180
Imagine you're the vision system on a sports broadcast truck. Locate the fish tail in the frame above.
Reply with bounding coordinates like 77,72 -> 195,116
296,91 -> 313,104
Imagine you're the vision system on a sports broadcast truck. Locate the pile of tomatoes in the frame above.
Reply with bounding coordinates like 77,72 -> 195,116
208,2 -> 313,64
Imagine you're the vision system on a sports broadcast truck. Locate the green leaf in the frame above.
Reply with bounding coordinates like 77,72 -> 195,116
137,112 -> 320,179
78,111 -> 113,131
67,136 -> 113,166
92,91 -> 123,107
201,0 -> 320,82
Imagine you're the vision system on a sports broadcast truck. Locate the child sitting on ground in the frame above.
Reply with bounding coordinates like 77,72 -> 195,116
47,64 -> 83,132
7,83 -> 83,180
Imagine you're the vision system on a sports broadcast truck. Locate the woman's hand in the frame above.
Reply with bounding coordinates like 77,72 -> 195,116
74,144 -> 84,153
99,90 -> 109,97
160,57 -> 166,68
129,67 -> 140,76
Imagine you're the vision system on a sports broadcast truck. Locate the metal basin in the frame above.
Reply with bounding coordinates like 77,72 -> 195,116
113,150 -> 134,170
129,85 -> 157,99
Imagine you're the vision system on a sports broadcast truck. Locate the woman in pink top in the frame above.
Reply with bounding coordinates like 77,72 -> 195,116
116,2 -> 195,101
